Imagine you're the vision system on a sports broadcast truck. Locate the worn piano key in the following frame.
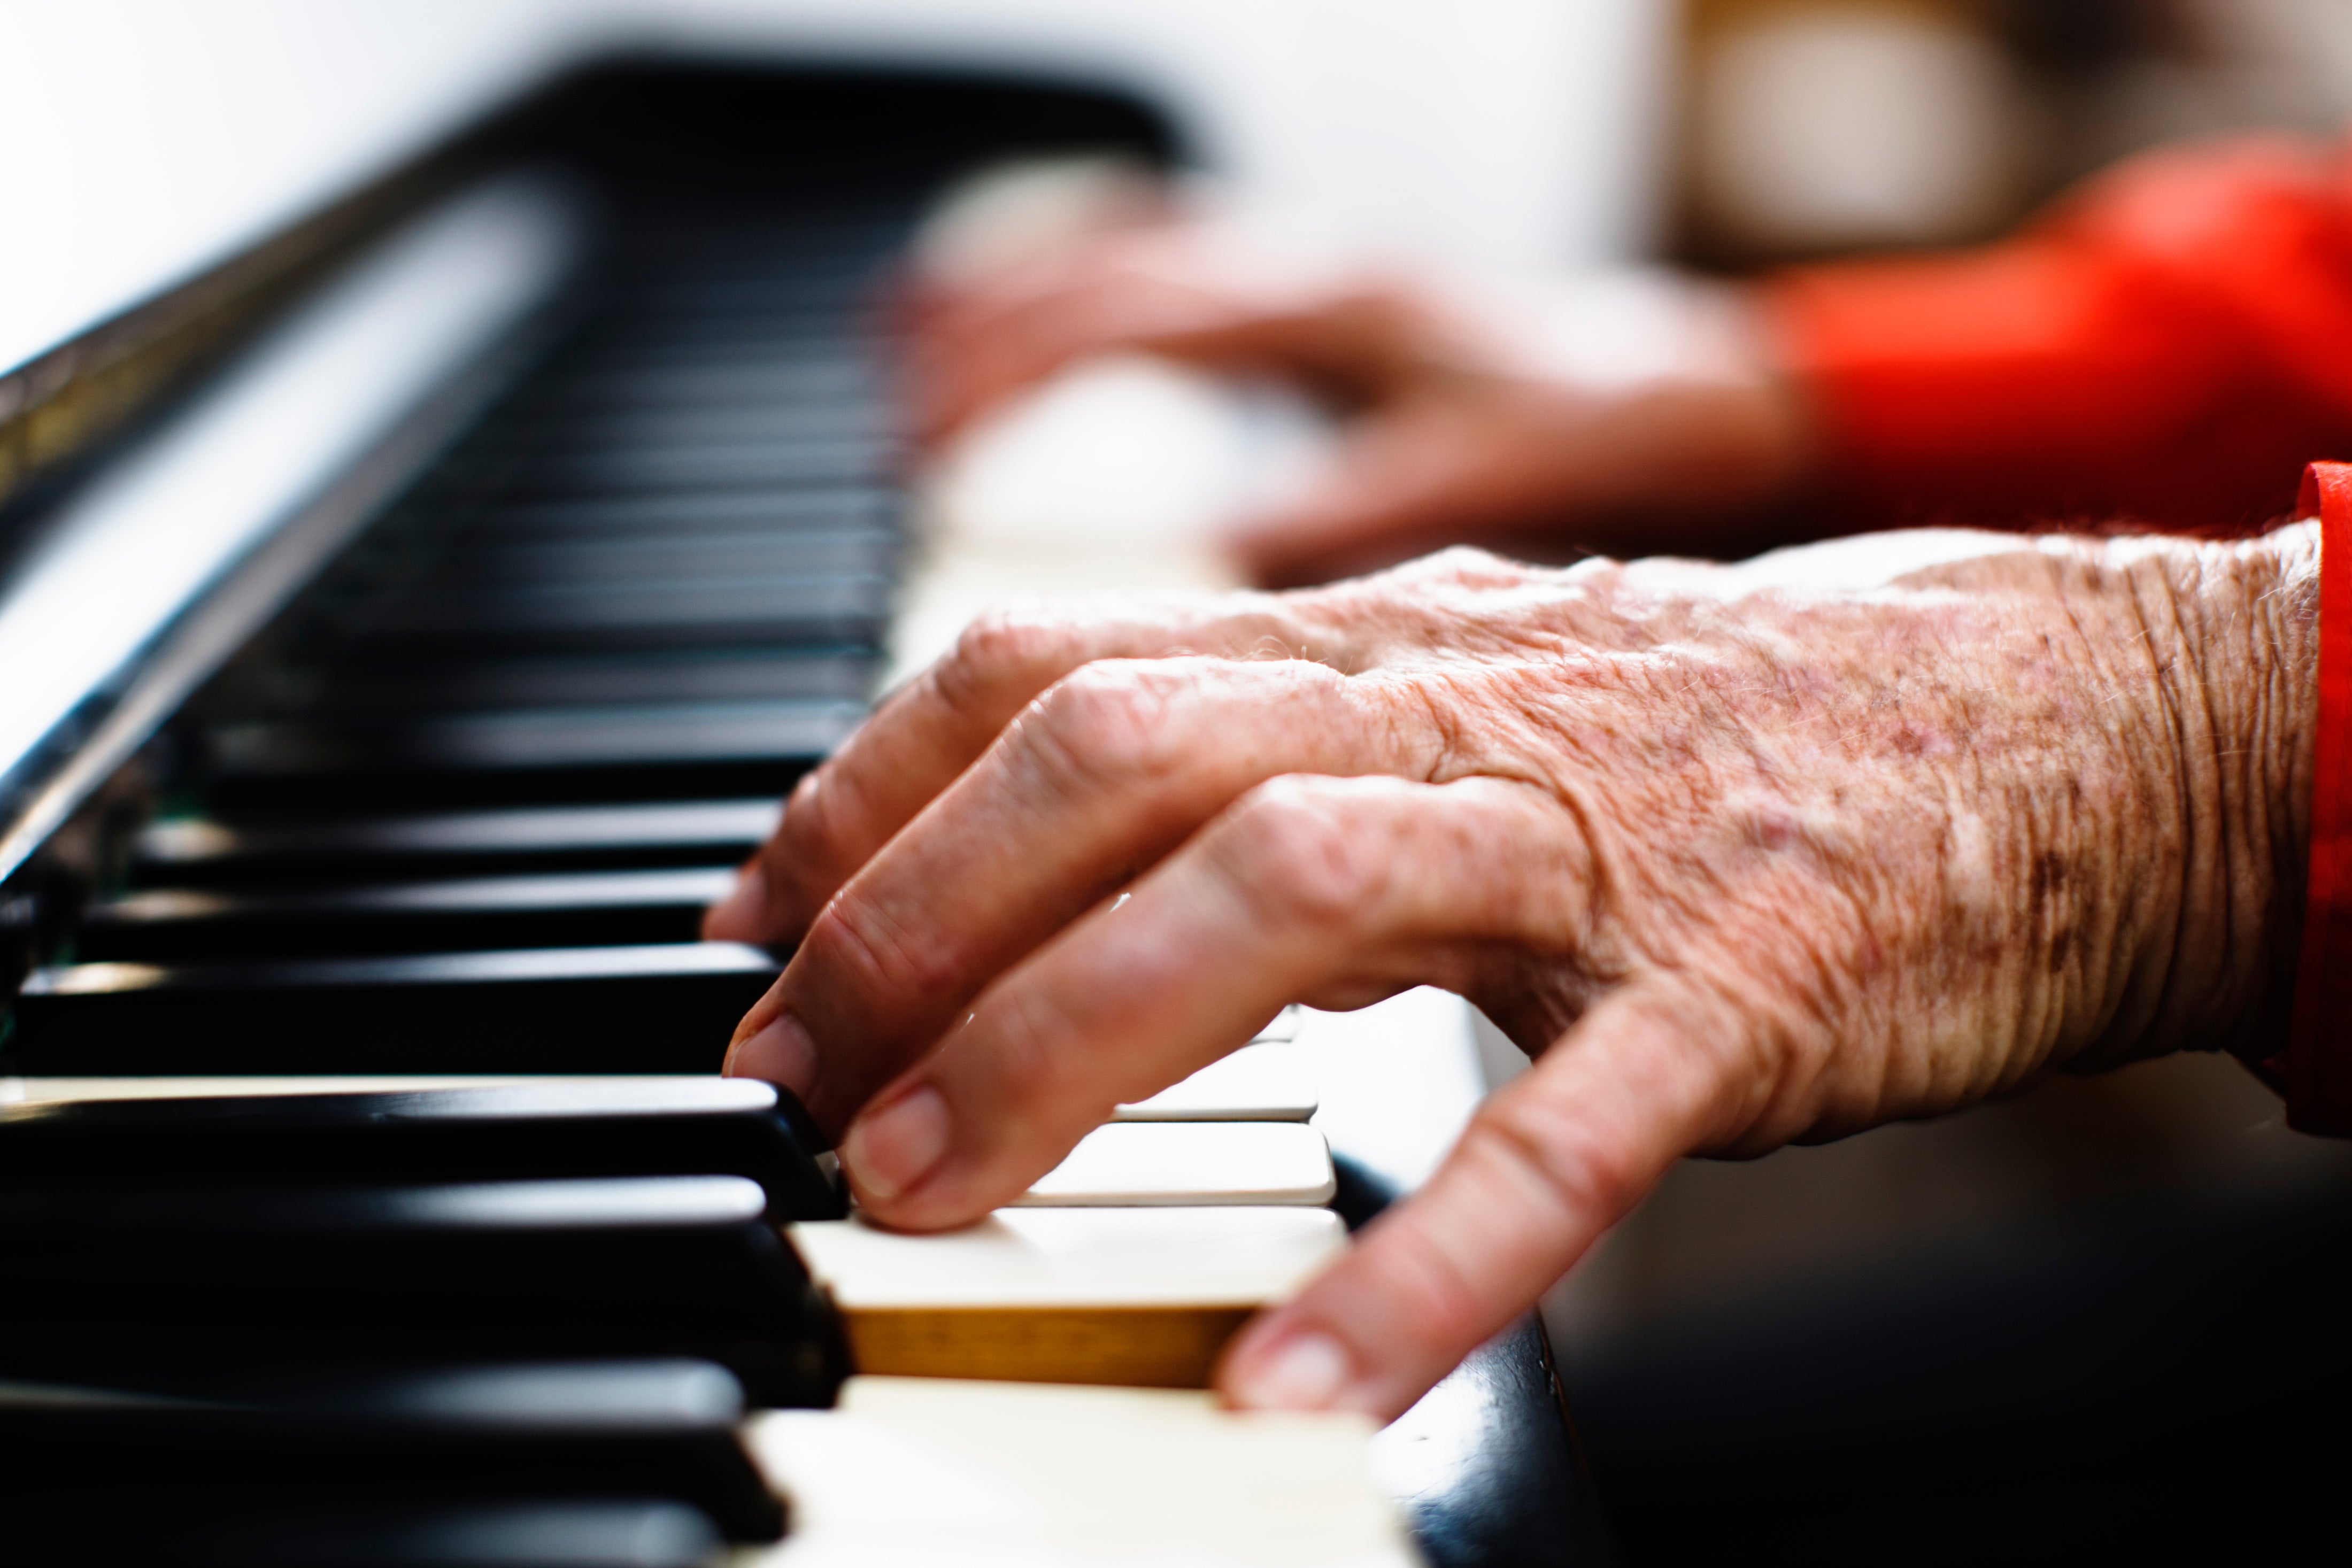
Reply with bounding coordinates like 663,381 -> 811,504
1015,1122 -> 1336,1207
1114,1039 -> 1318,1121
0,1175 -> 845,1400
786,1207 -> 1348,1387
77,867 -> 738,960
198,703 -> 855,811
129,799 -> 779,886
0,1078 -> 843,1219
748,1377 -> 1415,1568
0,1360 -> 780,1547
9,942 -> 777,1074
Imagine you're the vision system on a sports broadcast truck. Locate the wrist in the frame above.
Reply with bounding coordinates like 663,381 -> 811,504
2132,523 -> 2320,1062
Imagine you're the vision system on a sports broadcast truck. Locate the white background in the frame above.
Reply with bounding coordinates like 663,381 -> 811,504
0,0 -> 1672,382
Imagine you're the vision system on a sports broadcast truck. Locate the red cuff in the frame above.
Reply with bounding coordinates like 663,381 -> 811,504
2282,461 -> 2352,1133
1762,135 -> 2352,536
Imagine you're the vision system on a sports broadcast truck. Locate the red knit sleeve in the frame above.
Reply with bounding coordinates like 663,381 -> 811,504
2281,462 -> 2352,1133
1764,136 -> 2352,535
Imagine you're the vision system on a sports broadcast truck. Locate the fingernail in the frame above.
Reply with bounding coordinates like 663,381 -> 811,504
840,1083 -> 951,1202
723,1013 -> 819,1100
704,864 -> 769,941
1230,1329 -> 1352,1410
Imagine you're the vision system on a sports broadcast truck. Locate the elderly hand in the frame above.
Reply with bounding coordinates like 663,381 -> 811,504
906,217 -> 1814,584
707,526 -> 2315,1418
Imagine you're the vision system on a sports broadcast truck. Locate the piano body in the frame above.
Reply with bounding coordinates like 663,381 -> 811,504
0,52 -> 1610,1567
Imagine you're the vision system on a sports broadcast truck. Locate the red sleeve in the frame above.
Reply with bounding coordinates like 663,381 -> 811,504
2281,462 -> 2352,1133
1764,136 -> 2352,534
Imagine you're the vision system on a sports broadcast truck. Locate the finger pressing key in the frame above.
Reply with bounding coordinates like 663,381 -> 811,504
724,659 -> 1416,1131
833,775 -> 1587,1232
1219,976 -> 1756,1419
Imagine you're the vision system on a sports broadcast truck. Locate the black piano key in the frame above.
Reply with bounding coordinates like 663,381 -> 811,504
573,308 -> 873,344
625,268 -> 897,315
206,700 -> 863,777
552,338 -> 882,381
537,360 -> 880,413
195,700 -> 855,810
0,1175 -> 843,1401
0,1078 -> 843,1219
467,489 -> 893,538
28,1500 -> 729,1568
297,649 -> 875,716
343,575 -> 891,648
418,530 -> 898,591
129,799 -> 779,886
0,1361 -> 780,1546
9,942 -> 779,1073
77,866 -> 738,961
488,438 -> 891,500
579,304 -> 860,342
511,396 -> 889,451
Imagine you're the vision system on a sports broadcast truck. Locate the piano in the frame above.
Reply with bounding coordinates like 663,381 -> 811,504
0,58 -> 1610,1566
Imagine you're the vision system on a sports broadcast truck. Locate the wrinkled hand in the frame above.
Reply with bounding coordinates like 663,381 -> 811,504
707,527 -> 2314,1418
907,215 -> 1814,584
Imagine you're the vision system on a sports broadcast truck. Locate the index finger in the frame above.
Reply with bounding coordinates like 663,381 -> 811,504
701,593 -> 1320,951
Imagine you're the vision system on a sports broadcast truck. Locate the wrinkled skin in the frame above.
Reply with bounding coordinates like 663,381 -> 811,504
906,216 -> 1813,585
707,526 -> 2316,1418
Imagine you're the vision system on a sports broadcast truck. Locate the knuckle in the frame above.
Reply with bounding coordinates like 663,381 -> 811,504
934,609 -> 1078,719
770,767 -> 863,887
1385,544 -> 1536,591
1024,662 -> 1197,788
1219,776 -> 1399,926
1460,1092 -> 1640,1227
807,891 -> 964,1005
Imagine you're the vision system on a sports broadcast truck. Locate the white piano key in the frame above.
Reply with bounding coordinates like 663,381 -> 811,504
1250,1005 -> 1304,1042
1015,1121 -> 1334,1207
786,1207 -> 1347,1386
790,1206 -> 1344,1311
746,1376 -> 1415,1567
1113,1039 -> 1317,1122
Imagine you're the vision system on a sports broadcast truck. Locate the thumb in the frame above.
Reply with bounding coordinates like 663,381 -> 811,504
1216,976 -> 1753,1419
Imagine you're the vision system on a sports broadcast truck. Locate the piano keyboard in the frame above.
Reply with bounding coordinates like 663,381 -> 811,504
0,62 -> 1602,1567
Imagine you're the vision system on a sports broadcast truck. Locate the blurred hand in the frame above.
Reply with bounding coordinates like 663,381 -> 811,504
707,527 -> 2314,1418
905,215 -> 1816,585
